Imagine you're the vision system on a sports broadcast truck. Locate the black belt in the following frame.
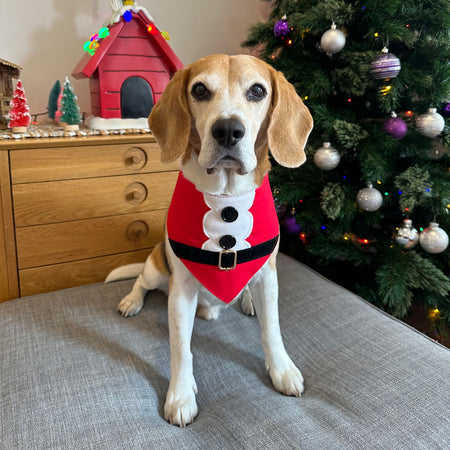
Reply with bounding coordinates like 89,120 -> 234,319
169,236 -> 279,271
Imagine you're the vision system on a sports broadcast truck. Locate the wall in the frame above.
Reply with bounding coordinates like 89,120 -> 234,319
0,0 -> 270,118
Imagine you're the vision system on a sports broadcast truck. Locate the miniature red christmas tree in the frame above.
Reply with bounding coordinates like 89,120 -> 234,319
8,80 -> 31,132
55,90 -> 63,123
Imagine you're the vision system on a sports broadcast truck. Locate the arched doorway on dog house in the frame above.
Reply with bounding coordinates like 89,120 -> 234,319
121,76 -> 154,119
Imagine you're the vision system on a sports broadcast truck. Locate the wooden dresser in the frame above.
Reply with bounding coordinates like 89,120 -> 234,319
0,134 -> 178,302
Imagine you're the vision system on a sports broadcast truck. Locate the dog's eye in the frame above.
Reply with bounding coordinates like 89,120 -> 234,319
191,82 -> 211,101
247,84 -> 267,102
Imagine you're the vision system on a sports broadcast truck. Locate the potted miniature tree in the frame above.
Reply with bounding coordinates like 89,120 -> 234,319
60,77 -> 82,131
8,80 -> 31,133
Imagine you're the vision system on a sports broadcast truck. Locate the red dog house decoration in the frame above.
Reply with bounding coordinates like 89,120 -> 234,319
72,8 -> 183,128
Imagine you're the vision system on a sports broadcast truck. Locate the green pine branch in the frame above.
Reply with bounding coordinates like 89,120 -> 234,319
376,248 -> 450,318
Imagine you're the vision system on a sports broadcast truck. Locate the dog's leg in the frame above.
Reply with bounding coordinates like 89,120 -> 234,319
165,270 -> 200,427
240,286 -> 255,316
117,242 -> 169,317
249,257 -> 304,397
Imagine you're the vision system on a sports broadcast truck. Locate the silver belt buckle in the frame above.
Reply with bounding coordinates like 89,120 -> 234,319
218,249 -> 237,271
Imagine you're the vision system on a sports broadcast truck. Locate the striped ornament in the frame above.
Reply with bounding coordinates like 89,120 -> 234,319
370,48 -> 401,80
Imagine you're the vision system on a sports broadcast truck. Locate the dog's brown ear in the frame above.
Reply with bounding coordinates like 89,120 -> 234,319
148,67 -> 191,163
267,68 -> 313,168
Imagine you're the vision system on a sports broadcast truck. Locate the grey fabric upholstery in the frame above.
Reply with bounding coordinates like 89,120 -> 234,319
1,253 -> 449,449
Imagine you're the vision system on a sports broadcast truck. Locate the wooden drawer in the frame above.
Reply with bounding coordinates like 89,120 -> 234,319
10,142 -> 179,183
13,171 -> 178,227
19,249 -> 150,297
0,151 -> 19,301
0,134 -> 178,301
16,209 -> 166,269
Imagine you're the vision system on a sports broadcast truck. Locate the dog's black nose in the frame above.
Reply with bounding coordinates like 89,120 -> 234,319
211,118 -> 245,148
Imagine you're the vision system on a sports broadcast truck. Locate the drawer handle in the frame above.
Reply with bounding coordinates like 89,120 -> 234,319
126,220 -> 149,242
124,182 -> 148,205
124,147 -> 147,170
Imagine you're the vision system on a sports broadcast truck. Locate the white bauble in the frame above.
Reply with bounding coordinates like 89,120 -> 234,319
356,184 -> 383,211
416,108 -> 445,138
314,142 -> 340,170
320,24 -> 346,54
419,222 -> 449,254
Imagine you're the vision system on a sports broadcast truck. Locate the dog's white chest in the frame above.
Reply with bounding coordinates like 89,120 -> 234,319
202,191 -> 255,252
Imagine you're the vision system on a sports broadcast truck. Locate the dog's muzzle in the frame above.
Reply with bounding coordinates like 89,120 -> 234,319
205,118 -> 249,175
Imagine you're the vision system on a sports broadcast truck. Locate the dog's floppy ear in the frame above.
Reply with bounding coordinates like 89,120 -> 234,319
148,67 -> 191,163
267,68 -> 313,167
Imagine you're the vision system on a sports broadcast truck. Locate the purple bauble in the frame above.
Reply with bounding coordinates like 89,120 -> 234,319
274,19 -> 289,37
370,48 -> 401,80
284,214 -> 301,235
441,102 -> 450,118
383,116 -> 408,140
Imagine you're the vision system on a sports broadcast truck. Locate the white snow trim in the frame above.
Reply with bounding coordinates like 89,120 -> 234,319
108,5 -> 154,26
202,190 -> 255,252
85,115 -> 150,130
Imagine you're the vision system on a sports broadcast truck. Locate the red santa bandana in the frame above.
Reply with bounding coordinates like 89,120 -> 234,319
166,172 -> 280,303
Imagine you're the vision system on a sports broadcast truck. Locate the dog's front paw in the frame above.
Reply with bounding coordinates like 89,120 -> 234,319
164,381 -> 198,427
117,294 -> 143,317
268,358 -> 304,397
196,304 -> 222,320
240,287 -> 255,316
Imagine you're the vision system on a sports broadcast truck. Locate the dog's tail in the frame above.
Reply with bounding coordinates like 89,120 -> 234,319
105,263 -> 144,283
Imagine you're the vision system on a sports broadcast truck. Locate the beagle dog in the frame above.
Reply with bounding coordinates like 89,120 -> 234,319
106,54 -> 313,427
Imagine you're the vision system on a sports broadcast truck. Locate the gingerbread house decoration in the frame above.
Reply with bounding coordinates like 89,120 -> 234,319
0,59 -> 22,126
72,1 -> 183,129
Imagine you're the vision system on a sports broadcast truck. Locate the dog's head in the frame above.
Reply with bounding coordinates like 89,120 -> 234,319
149,54 -> 313,179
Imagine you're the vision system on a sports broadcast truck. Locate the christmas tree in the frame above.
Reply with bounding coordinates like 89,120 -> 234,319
48,80 -> 61,120
60,77 -> 82,126
8,80 -> 31,131
243,0 -> 450,329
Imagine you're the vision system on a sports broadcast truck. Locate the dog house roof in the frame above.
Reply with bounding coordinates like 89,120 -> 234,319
72,10 -> 182,79
0,58 -> 22,74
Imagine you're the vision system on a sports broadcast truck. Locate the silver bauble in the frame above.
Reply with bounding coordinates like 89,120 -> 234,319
314,142 -> 340,170
419,222 -> 449,254
356,184 -> 383,212
320,24 -> 346,54
395,219 -> 418,249
416,108 -> 445,138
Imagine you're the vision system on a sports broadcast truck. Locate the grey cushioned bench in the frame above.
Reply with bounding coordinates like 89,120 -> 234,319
1,253 -> 449,449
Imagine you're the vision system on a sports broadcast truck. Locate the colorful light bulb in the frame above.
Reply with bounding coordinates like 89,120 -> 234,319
99,27 -> 109,39
123,10 -> 132,22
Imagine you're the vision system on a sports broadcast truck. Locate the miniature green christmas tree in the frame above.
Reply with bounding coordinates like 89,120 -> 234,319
48,80 -> 61,120
243,0 -> 450,331
60,77 -> 82,128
